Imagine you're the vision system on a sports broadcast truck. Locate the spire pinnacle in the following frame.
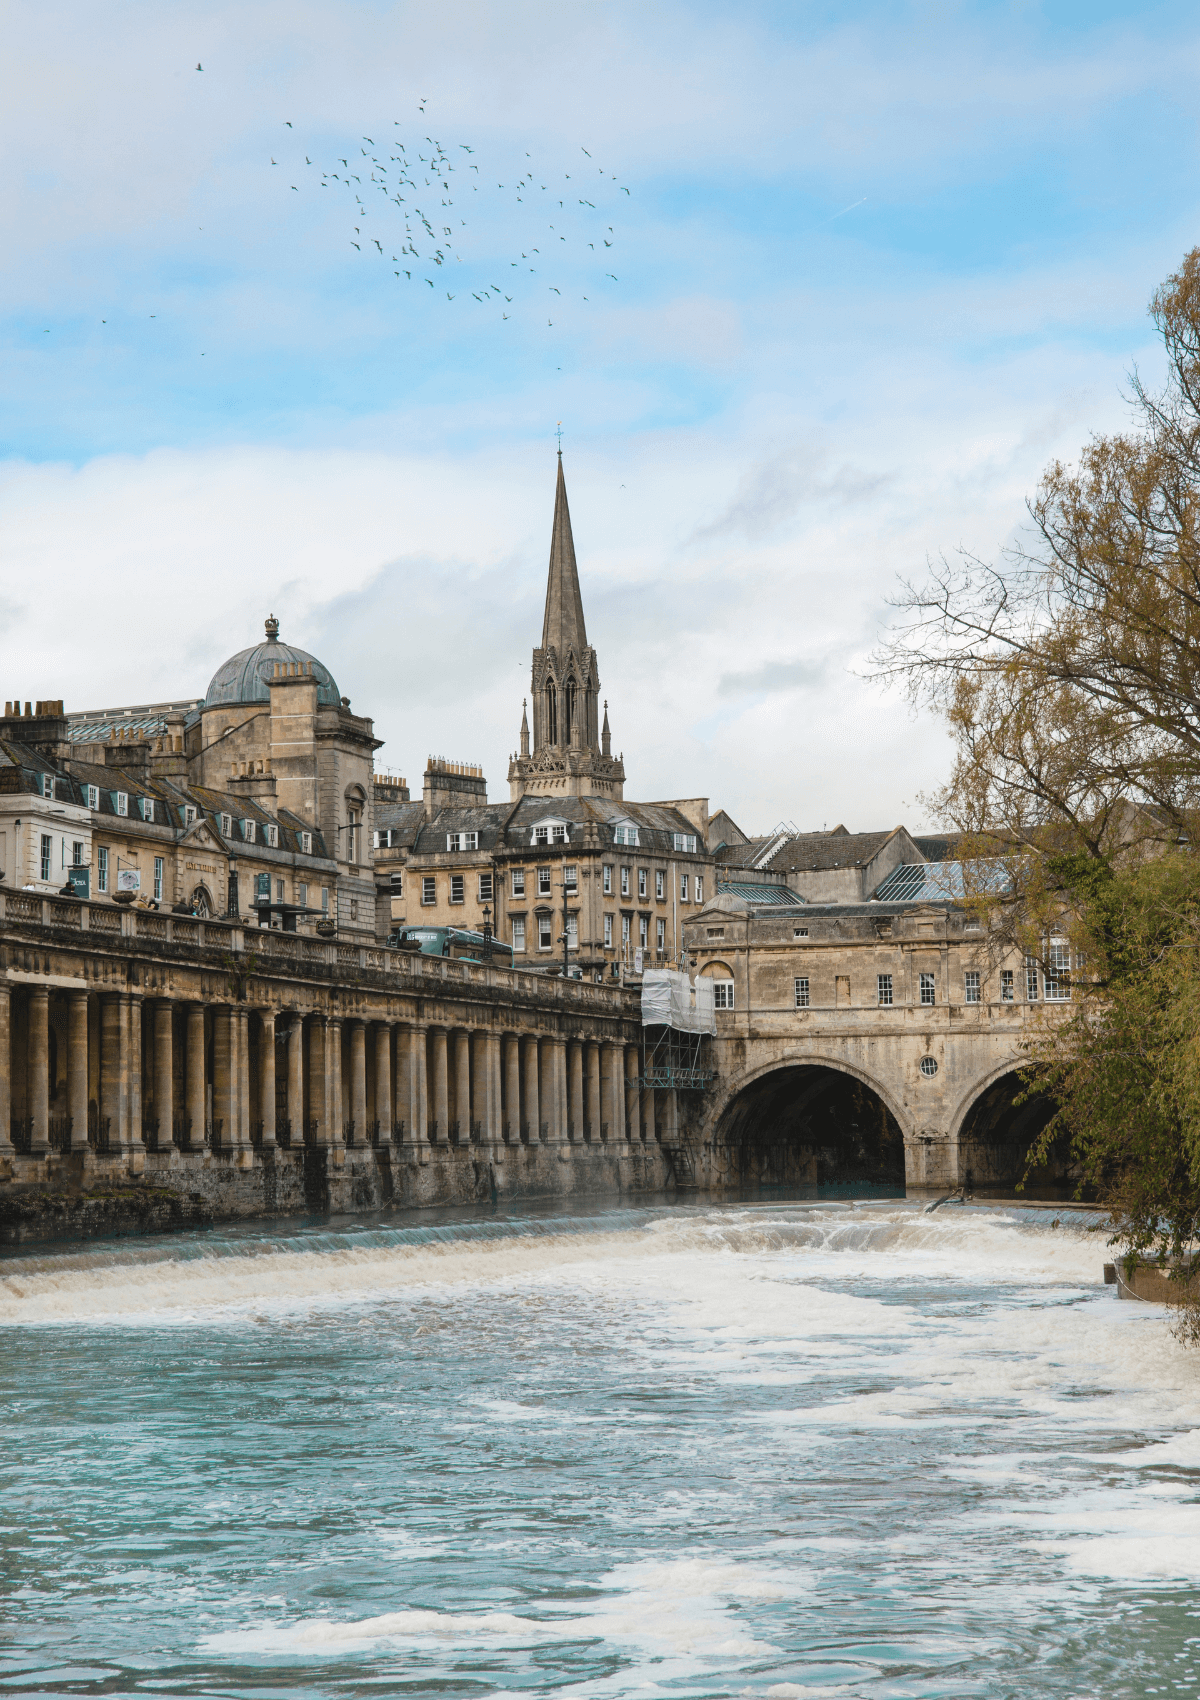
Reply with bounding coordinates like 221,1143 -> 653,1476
541,453 -> 588,656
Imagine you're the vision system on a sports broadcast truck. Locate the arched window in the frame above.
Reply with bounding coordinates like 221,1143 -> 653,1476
566,679 -> 577,743
546,680 -> 558,745
190,884 -> 213,917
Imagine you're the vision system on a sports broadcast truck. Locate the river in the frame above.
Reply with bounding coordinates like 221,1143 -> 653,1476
1,1197 -> 1197,1698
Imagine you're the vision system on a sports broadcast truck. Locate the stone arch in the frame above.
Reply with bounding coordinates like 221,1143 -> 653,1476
951,1061 -> 1073,1198
190,883 -> 214,917
696,959 -> 734,979
706,1053 -> 911,1192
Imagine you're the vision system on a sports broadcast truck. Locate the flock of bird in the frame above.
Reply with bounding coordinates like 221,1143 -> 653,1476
271,101 -> 630,323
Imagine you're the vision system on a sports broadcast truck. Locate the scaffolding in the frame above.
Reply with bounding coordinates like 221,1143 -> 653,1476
638,969 -> 716,1092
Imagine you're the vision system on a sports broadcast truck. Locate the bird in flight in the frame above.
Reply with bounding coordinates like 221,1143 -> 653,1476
195,61 -> 202,70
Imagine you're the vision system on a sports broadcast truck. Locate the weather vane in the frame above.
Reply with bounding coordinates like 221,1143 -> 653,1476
556,421 -> 563,452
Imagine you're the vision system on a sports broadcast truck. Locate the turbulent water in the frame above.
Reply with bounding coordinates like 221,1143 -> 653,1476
2,1196 -> 1199,1699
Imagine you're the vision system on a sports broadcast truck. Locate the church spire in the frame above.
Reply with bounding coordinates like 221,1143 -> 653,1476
541,452 -> 588,657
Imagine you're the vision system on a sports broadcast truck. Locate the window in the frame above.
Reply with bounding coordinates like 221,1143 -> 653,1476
620,867 -> 630,898
373,830 -> 380,849
40,834 -> 51,881
603,865 -> 613,895
638,868 -> 647,899
714,980 -> 735,1009
552,825 -> 566,844
321,887 -> 330,913
243,818 -> 255,843
184,805 -> 197,826
794,927 -> 809,939
450,874 -> 465,904
276,878 -> 285,902
41,774 -> 53,800
86,785 -> 99,810
613,824 -> 639,846
1001,969 -> 1014,1001
298,882 -> 308,908
220,812 -> 232,837
622,914 -> 631,948
538,867 -> 552,897
877,974 -> 893,1006
538,915 -> 553,950
535,826 -> 548,845
639,915 -> 648,948
266,823 -> 278,848
511,869 -> 525,897
349,899 -> 359,921
695,878 -> 703,905
301,832 -> 313,855
657,918 -> 666,953
1025,956 -> 1040,1001
1044,941 -> 1071,1001
655,869 -> 665,900
422,876 -> 436,905
795,977 -> 810,1008
563,865 -> 577,892
72,841 -> 83,866
920,1055 -> 939,1077
706,926 -> 725,939
512,917 -> 526,952
447,831 -> 479,851
604,914 -> 613,948
255,872 -> 270,903
680,873 -> 688,901
115,792 -> 129,817
964,971 -> 981,1004
141,798 -> 155,823
154,857 -> 164,902
672,832 -> 697,854
567,915 -> 578,949
97,847 -> 109,893
479,872 -> 493,902
919,972 -> 936,1006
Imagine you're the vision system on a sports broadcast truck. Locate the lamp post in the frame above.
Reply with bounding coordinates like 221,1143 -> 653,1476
226,854 -> 239,919
481,903 -> 492,951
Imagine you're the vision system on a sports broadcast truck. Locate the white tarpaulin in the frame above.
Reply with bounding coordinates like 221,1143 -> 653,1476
641,969 -> 717,1034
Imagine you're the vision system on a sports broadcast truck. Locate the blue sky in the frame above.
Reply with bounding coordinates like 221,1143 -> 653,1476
4,0 -> 1199,829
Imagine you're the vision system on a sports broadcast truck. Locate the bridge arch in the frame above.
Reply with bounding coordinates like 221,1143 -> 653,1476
951,1062 -> 1073,1197
707,1053 -> 910,1192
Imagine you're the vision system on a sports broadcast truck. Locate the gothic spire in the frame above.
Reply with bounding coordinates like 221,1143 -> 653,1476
541,452 -> 588,657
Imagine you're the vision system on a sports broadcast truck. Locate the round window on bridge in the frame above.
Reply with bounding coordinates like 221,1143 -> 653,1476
919,1055 -> 938,1078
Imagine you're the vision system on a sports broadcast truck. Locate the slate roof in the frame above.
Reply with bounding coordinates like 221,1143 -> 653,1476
767,828 -> 905,874
388,793 -> 711,857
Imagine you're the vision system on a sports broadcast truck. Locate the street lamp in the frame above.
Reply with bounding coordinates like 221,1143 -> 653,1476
481,903 -> 492,950
226,854 -> 239,919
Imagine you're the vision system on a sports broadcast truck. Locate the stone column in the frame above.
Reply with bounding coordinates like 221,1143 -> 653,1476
328,1018 -> 344,1146
287,1014 -> 304,1145
307,1017 -> 327,1145
68,990 -> 89,1150
585,1041 -> 600,1141
523,1035 -> 540,1141
550,1036 -> 568,1142
375,1023 -> 392,1141
665,1088 -> 679,1144
259,1009 -> 277,1147
411,1023 -> 428,1143
431,1027 -> 449,1143
393,1024 -> 410,1140
483,1031 -> 502,1141
605,1042 -> 626,1144
128,995 -> 144,1149
624,1045 -> 640,1142
568,1040 -> 584,1143
0,982 -> 12,1153
28,986 -> 50,1155
643,1084 -> 657,1144
153,1000 -> 173,1151
233,1006 -> 250,1148
504,1034 -> 520,1142
350,1020 -> 367,1145
186,1005 -> 206,1147
454,1029 -> 471,1142
100,992 -> 126,1150
213,1007 -> 234,1149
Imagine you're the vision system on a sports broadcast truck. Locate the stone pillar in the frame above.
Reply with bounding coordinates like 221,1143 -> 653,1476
411,1023 -> 428,1143
233,1006 -> 250,1147
259,1009 -> 277,1147
605,1042 -> 625,1144
375,1023 -> 392,1141
153,1000 -> 173,1151
28,986 -> 50,1155
585,1041 -> 600,1141
213,1007 -> 234,1149
187,1005 -> 206,1147
350,1020 -> 367,1145
454,1029 -> 471,1142
128,995 -> 144,1149
624,1045 -> 640,1142
68,990 -> 89,1150
643,1084 -> 657,1144
393,1024 -> 410,1140
523,1035 -> 540,1141
286,1014 -> 304,1145
484,1031 -> 502,1141
568,1040 -> 584,1142
307,1017 -> 327,1145
328,1018 -> 344,1145
0,982 -> 11,1153
665,1088 -> 679,1144
100,992 -> 126,1150
431,1027 -> 449,1143
550,1036 -> 568,1142
504,1034 -> 520,1142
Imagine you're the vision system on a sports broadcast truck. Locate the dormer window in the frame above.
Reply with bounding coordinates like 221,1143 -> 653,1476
613,822 -> 639,846
266,823 -> 278,848
244,819 -> 256,844
86,785 -> 99,811
447,831 -> 479,851
41,774 -> 53,800
535,826 -> 548,844
185,805 -> 197,826
530,818 -> 568,847
115,791 -> 129,817
140,798 -> 155,823
221,812 -> 232,837
672,832 -> 697,854
301,831 -> 312,854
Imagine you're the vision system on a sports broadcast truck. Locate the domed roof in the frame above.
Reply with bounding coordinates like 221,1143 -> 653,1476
203,616 -> 341,709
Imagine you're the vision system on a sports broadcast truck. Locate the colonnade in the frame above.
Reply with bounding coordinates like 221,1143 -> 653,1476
0,980 -> 666,1156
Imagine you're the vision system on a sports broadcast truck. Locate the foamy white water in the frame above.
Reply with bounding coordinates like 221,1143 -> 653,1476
1,1198 -> 1197,1698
